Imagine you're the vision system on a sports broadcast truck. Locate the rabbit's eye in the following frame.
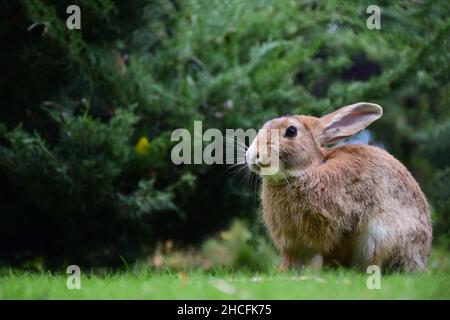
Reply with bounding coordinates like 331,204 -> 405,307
284,126 -> 297,138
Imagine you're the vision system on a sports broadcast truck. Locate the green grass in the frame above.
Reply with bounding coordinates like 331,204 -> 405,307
1,269 -> 449,300
1,249 -> 449,300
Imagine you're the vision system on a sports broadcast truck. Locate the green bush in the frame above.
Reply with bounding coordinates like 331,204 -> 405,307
0,0 -> 448,266
201,220 -> 277,272
425,120 -> 450,247
0,109 -> 177,266
149,219 -> 277,272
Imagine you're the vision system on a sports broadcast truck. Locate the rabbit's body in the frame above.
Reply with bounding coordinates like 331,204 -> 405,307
261,144 -> 431,272
247,103 -> 432,272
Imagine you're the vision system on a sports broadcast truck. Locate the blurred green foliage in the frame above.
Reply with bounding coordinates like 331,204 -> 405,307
149,220 -> 277,272
0,0 -> 449,266
425,121 -> 450,247
201,220 -> 277,272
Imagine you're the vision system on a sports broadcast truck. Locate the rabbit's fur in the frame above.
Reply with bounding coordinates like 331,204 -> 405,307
246,103 -> 432,272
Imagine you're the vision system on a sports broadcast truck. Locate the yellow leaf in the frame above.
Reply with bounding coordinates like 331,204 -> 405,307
135,136 -> 150,155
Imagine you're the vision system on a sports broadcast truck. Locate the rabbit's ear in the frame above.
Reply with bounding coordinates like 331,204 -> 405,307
317,102 -> 383,145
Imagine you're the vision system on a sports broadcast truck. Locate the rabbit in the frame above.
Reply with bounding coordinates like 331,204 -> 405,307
246,102 -> 432,272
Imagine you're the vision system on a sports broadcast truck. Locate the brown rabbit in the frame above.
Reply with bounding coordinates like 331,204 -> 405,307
246,102 -> 432,272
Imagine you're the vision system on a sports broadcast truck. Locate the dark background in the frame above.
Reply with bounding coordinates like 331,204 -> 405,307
0,0 -> 448,267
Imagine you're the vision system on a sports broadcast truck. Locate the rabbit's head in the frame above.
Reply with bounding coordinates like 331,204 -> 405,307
246,102 -> 383,180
